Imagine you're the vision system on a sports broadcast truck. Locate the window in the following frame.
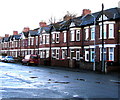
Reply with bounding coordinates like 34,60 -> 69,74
43,35 -> 45,44
109,48 -> 114,61
46,35 -> 49,44
91,27 -> 95,40
76,50 -> 80,60
46,50 -> 49,58
76,30 -> 80,41
109,24 -> 114,38
31,38 -> 34,45
52,49 -> 56,58
36,36 -> 38,45
85,50 -> 89,62
62,49 -> 66,59
56,33 -> 59,43
100,48 -> 107,61
40,35 -> 42,45
70,30 -> 74,41
15,41 -> 17,47
90,49 -> 95,62
28,38 -> 30,45
100,24 -> 107,39
56,49 -> 59,59
52,33 -> 55,43
70,49 -> 74,59
85,28 -> 89,40
63,32 -> 66,42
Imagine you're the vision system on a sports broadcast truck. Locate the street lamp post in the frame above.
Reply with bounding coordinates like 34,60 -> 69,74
101,3 -> 105,73
91,14 -> 96,71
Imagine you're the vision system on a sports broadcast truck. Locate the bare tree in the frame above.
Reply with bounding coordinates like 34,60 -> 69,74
48,16 -> 56,24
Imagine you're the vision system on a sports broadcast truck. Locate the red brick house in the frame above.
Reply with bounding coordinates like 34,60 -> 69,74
0,7 -> 120,71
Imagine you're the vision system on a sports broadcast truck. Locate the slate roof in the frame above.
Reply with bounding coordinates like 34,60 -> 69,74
37,26 -> 51,34
2,37 -> 10,42
10,35 -> 21,41
58,7 -> 120,30
29,30 -> 39,36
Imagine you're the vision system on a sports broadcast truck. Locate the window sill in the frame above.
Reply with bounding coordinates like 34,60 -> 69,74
108,37 -> 114,39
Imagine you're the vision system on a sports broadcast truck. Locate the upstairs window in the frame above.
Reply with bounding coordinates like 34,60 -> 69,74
70,30 -> 75,41
63,32 -> 66,43
36,36 -> 38,45
28,38 -> 30,46
109,24 -> 114,38
85,28 -> 89,40
56,33 -> 59,43
31,38 -> 34,45
76,30 -> 80,41
46,35 -> 49,44
91,27 -> 95,40
100,24 -> 107,39
52,33 -> 55,43
43,35 -> 45,44
100,48 -> 107,61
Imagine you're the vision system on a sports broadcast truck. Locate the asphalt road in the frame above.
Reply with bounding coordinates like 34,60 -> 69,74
0,62 -> 119,99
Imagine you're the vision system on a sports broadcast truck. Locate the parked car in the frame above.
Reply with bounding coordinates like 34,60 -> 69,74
4,56 -> 15,63
22,55 -> 39,66
0,56 -> 6,62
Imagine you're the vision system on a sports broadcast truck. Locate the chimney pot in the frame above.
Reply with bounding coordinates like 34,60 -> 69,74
5,34 -> 9,37
39,22 -> 47,27
13,31 -> 18,35
82,9 -> 91,16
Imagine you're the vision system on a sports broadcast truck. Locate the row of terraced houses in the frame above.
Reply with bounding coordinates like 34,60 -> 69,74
0,7 -> 120,71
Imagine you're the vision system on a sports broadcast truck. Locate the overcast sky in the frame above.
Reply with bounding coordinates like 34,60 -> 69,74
0,0 -> 119,36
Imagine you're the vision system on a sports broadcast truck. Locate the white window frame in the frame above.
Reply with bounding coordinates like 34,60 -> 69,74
40,35 -> 42,45
56,33 -> 59,43
109,24 -> 114,39
28,38 -> 30,46
76,50 -> 80,60
76,30 -> 80,41
62,49 -> 66,59
91,27 -> 95,40
109,47 -> 114,61
63,31 -> 66,43
70,30 -> 75,41
85,28 -> 89,40
43,35 -> 45,44
52,33 -> 55,43
56,49 -> 59,59
100,48 -> 107,61
46,50 -> 49,58
52,49 -> 56,58
46,35 -> 49,44
36,36 -> 38,45
90,49 -> 95,62
100,24 -> 107,39
70,49 -> 74,59
31,38 -> 34,45
85,50 -> 89,62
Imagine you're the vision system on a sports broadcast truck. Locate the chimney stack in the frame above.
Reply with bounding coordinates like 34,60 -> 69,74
82,9 -> 91,16
5,34 -> 9,37
23,27 -> 30,32
13,31 -> 18,35
39,22 -> 47,27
